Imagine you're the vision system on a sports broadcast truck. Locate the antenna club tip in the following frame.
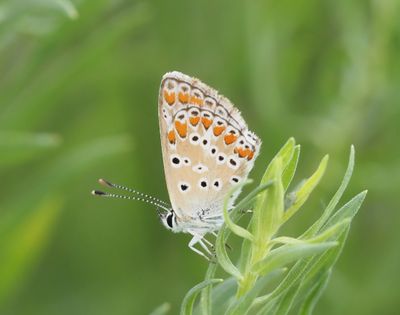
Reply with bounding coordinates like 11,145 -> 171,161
92,190 -> 106,196
98,178 -> 113,187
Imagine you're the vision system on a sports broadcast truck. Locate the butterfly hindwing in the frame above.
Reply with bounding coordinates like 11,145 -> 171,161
158,71 -> 261,222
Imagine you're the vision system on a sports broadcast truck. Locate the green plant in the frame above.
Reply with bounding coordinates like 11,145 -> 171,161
176,138 -> 366,315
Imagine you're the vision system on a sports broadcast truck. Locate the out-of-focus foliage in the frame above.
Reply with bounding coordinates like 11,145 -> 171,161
0,0 -> 398,314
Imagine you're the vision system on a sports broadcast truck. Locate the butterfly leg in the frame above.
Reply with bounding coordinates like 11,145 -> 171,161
201,236 -> 217,255
210,231 -> 232,251
198,238 -> 213,256
188,234 -> 215,261
188,235 -> 210,260
202,237 -> 214,248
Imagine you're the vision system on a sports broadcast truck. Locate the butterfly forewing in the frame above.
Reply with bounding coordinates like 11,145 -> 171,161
158,71 -> 261,222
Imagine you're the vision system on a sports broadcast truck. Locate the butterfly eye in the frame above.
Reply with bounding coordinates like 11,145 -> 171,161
166,212 -> 174,228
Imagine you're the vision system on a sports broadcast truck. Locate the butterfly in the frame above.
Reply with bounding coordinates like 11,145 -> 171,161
92,71 -> 261,260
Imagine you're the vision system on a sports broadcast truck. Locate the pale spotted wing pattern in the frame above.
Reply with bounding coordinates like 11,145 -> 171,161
158,71 -> 261,232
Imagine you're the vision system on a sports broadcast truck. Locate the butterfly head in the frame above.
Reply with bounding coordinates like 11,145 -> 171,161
159,209 -> 179,231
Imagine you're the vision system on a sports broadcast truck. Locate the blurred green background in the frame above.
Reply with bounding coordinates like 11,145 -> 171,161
0,0 -> 399,314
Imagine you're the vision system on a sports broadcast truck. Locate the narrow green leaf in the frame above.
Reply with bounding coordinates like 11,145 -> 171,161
199,262 -> 218,315
322,191 -> 367,231
277,192 -> 366,312
223,195 -> 254,242
227,181 -> 274,273
283,155 -> 329,222
238,237 -> 253,273
260,139 -> 295,189
252,242 -> 338,276
270,255 -> 331,315
282,145 -> 300,191
253,262 -> 311,310
255,299 -> 278,315
180,279 -> 223,315
270,237 -> 305,246
237,157 -> 285,297
226,269 -> 286,315
303,145 -> 355,237
272,283 -> 300,315
216,226 -> 243,280
305,219 -> 350,243
231,181 -> 275,217
209,278 -> 237,315
257,220 -> 351,309
270,220 -> 349,248
273,138 -> 296,171
255,222 -> 350,308
253,157 -> 284,245
299,193 -> 366,292
298,270 -> 331,315
149,303 -> 171,315
291,231 -> 349,311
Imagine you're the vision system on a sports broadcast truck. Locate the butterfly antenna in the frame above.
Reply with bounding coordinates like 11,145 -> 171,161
98,178 -> 170,207
92,190 -> 171,212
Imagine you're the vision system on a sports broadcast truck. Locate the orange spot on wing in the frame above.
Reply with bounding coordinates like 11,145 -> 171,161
164,90 -> 175,106
213,126 -> 225,136
237,147 -> 252,158
175,121 -> 188,138
190,96 -> 203,106
178,92 -> 189,103
247,150 -> 255,160
189,116 -> 200,126
224,134 -> 238,145
202,117 -> 213,130
167,130 -> 176,144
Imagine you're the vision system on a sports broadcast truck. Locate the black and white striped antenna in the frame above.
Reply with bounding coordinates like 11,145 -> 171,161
92,178 -> 171,212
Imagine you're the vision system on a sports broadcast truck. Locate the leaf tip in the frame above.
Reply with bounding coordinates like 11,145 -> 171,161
349,145 -> 356,161
359,190 -> 368,201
